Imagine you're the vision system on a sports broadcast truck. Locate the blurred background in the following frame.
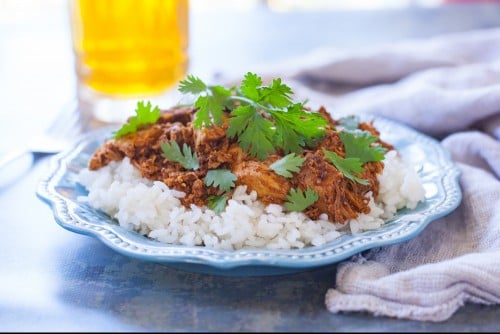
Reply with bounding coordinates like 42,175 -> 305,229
1,0 -> 500,159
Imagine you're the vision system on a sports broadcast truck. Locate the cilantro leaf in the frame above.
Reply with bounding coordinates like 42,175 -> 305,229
193,95 -> 212,128
113,101 -> 161,139
161,141 -> 199,170
204,169 -> 237,193
227,105 -> 275,160
193,88 -> 230,128
178,75 -> 207,94
269,153 -> 305,178
322,148 -> 368,185
179,75 -> 232,128
209,85 -> 232,125
240,72 -> 262,101
207,195 -> 228,214
339,131 -> 387,163
284,188 -> 319,212
270,103 -> 327,154
259,78 -> 293,108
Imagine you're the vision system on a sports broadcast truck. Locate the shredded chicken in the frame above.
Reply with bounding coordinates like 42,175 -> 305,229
88,105 -> 394,223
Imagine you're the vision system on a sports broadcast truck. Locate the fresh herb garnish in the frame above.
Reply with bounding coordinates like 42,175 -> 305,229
271,102 -> 327,155
284,188 -> 319,212
227,105 -> 275,160
269,153 -> 305,178
204,169 -> 237,193
321,125 -> 387,185
339,131 -> 387,164
322,148 -> 368,185
160,141 -> 199,170
204,169 -> 238,213
98,71 -> 395,219
207,195 -> 228,214
113,101 -> 161,139
178,74 -> 232,128
178,74 -> 208,94
178,72 -> 328,160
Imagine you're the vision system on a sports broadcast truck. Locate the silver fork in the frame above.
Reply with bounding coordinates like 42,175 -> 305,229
0,100 -> 82,170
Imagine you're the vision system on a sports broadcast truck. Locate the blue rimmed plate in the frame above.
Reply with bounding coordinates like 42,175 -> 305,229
36,116 -> 462,276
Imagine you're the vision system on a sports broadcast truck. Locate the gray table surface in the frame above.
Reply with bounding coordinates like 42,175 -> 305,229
1,1 -> 500,331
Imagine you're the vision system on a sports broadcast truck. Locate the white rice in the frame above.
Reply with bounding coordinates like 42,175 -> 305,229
77,150 -> 425,250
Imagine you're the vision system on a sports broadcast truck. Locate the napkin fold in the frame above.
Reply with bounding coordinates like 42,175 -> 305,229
282,28 -> 500,322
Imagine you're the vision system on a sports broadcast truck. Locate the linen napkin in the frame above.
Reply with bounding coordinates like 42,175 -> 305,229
279,28 -> 500,322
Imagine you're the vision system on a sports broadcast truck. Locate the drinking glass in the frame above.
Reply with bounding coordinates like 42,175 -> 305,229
69,0 -> 189,123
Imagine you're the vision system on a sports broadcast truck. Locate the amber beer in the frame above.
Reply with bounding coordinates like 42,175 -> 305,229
69,0 -> 189,122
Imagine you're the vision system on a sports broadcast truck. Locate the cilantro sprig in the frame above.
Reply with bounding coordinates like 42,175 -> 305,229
204,169 -> 238,213
206,195 -> 228,214
178,72 -> 328,160
284,188 -> 319,212
204,169 -> 237,193
322,148 -> 368,185
160,141 -> 199,170
269,153 -> 305,178
226,105 -> 275,160
339,131 -> 387,164
113,101 -> 161,139
322,130 -> 387,185
178,74 -> 233,128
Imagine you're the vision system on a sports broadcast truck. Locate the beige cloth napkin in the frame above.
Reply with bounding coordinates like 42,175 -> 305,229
280,28 -> 500,322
